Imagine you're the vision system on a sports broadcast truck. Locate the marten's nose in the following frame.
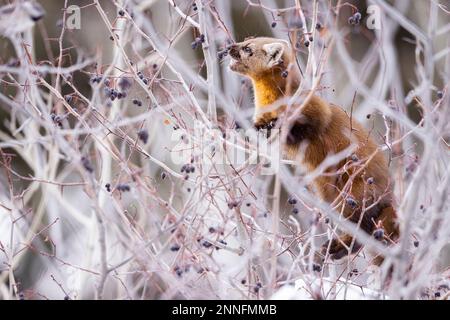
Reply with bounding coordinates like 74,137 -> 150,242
228,45 -> 240,59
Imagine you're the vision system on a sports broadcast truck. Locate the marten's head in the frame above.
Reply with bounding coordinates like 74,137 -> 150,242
228,37 -> 290,78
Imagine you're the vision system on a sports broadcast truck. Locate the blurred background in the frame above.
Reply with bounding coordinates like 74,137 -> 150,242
0,0 -> 449,300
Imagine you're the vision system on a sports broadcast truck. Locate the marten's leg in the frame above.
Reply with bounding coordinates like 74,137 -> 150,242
322,204 -> 399,263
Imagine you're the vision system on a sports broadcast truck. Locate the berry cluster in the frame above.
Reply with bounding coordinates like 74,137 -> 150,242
227,200 -> 239,209
50,113 -> 63,128
348,12 -> 362,25
117,184 -> 131,192
104,87 -> 126,101
217,48 -> 228,60
137,71 -> 149,85
181,163 -> 195,174
132,98 -> 142,107
288,196 -> 299,214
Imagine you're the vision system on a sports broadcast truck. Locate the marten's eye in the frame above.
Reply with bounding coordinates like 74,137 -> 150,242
243,46 -> 252,55
270,49 -> 280,60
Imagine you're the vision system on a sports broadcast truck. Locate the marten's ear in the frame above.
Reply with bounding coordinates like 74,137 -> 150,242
263,42 -> 284,67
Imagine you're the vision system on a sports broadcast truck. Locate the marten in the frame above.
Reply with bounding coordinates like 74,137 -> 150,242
228,37 -> 399,264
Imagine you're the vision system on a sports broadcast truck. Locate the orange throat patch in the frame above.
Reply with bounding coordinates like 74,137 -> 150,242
251,76 -> 285,110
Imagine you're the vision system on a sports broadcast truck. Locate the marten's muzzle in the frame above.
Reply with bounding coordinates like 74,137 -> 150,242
228,45 -> 241,60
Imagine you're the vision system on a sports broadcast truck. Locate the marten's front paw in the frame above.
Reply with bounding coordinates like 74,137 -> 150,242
254,112 -> 278,130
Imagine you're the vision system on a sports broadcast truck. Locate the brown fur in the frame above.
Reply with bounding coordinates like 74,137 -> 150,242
228,37 -> 399,263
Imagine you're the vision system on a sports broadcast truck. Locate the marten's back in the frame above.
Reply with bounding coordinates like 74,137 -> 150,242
286,101 -> 392,232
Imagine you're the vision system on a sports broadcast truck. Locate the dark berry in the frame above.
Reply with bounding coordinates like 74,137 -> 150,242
209,227 -> 216,233
117,184 -> 131,192
287,196 -> 297,205
281,70 -> 288,78
348,16 -> 355,25
366,114 -> 371,119
241,279 -> 246,285
353,12 -> 362,21
105,183 -> 111,192
346,197 -> 357,208
351,154 -> 359,162
218,50 -> 228,60
271,22 -> 277,28
81,157 -> 94,173
292,208 -> 299,214
64,95 -> 72,104
304,40 -> 310,47
373,228 -> 384,240
437,91 -> 444,99
174,266 -> 183,277
161,172 -> 167,180
367,177 -> 374,185
138,129 -> 149,144
413,240 -> 419,247
118,77 -> 132,91
202,240 -> 212,248
118,9 -> 125,16
109,89 -> 118,100
227,201 -> 238,209
312,264 -> 321,272
170,244 -> 181,251
315,22 -> 322,30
